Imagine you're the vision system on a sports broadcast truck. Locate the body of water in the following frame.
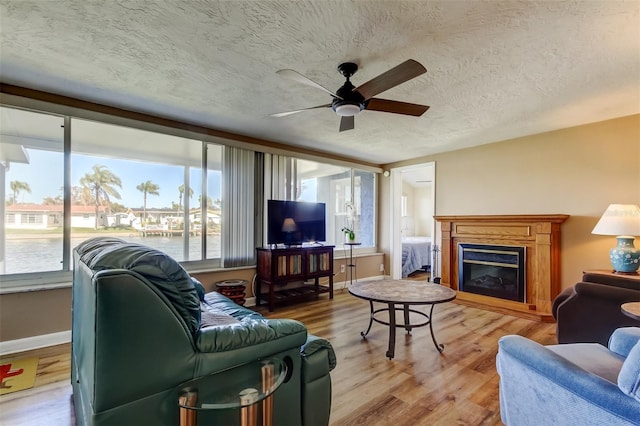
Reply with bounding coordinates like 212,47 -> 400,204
4,234 -> 221,275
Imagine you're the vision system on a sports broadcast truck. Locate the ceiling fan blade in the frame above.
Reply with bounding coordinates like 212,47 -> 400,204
339,116 -> 354,132
270,104 -> 332,118
355,59 -> 427,100
276,69 -> 342,99
365,98 -> 430,117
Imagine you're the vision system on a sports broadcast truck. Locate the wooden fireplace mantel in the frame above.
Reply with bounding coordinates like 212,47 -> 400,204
434,214 -> 569,322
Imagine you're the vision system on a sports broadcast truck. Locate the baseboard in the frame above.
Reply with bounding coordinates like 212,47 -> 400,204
0,331 -> 71,356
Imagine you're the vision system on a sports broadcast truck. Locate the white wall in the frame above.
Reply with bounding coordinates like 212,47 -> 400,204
413,183 -> 433,237
401,181 -> 433,237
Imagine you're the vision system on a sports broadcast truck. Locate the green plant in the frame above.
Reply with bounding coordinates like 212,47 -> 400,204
341,227 -> 355,240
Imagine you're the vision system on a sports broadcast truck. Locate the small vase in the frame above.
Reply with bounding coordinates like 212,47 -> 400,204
609,236 -> 640,273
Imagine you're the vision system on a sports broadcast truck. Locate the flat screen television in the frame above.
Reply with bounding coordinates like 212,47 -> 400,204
267,200 -> 326,246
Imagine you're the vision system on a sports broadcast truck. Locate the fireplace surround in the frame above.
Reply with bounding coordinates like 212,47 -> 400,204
435,215 -> 569,321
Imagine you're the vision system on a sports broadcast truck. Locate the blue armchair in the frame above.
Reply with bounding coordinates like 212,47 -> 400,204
497,327 -> 640,426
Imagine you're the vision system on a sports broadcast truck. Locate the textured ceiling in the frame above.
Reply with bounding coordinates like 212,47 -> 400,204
1,0 -> 639,165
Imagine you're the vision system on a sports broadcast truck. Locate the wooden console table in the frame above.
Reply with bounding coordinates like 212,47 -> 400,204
583,269 -> 640,280
256,246 -> 334,311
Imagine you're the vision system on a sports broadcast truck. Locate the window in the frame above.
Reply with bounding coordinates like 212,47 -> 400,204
1,106 -> 64,275
295,158 -> 376,249
23,214 -> 43,224
353,170 -> 376,247
1,106 -> 223,281
70,118 -> 213,263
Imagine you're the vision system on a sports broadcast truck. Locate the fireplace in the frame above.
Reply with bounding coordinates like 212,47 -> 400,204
458,244 -> 525,302
434,214 -> 569,322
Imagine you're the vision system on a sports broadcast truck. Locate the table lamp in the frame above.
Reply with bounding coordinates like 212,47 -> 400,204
281,217 -> 297,246
591,204 -> 640,273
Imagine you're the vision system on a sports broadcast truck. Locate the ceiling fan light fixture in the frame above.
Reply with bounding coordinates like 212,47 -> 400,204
274,59 -> 429,129
334,104 -> 361,117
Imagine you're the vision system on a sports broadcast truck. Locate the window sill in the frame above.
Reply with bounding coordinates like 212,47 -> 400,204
185,264 -> 256,275
0,279 -> 72,295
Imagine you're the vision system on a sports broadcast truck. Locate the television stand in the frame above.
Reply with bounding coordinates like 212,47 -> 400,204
256,246 -> 334,311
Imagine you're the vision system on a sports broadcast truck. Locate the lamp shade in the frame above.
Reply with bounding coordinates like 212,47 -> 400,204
592,204 -> 640,236
281,217 -> 297,232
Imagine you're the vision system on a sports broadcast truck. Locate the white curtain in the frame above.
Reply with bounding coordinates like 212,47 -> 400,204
221,146 -> 261,267
267,154 -> 297,201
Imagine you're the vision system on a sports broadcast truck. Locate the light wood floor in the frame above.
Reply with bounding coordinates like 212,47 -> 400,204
0,282 -> 556,425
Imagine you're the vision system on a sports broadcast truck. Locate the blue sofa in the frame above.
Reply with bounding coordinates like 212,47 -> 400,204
497,327 -> 640,425
71,237 -> 336,426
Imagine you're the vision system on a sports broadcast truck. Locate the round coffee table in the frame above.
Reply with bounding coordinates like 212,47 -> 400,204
349,280 -> 456,359
621,302 -> 640,321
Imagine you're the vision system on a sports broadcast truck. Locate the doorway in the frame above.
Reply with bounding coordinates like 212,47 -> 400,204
389,162 -> 436,280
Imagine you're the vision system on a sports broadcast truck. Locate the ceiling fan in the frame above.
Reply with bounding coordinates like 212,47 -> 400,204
271,59 -> 430,132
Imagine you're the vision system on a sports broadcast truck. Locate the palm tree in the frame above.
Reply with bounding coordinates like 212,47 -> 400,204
70,185 -> 94,205
80,165 -> 122,229
9,180 -> 31,204
136,180 -> 160,226
177,184 -> 193,210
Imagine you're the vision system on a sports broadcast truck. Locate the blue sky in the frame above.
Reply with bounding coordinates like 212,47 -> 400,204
6,149 -> 222,209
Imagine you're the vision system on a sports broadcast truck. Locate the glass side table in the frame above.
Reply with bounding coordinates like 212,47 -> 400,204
177,358 -> 287,426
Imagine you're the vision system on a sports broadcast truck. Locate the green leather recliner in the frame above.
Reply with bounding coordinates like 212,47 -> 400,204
71,237 -> 336,426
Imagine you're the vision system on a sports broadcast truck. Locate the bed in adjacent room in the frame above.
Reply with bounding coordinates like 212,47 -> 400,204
402,236 -> 431,277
